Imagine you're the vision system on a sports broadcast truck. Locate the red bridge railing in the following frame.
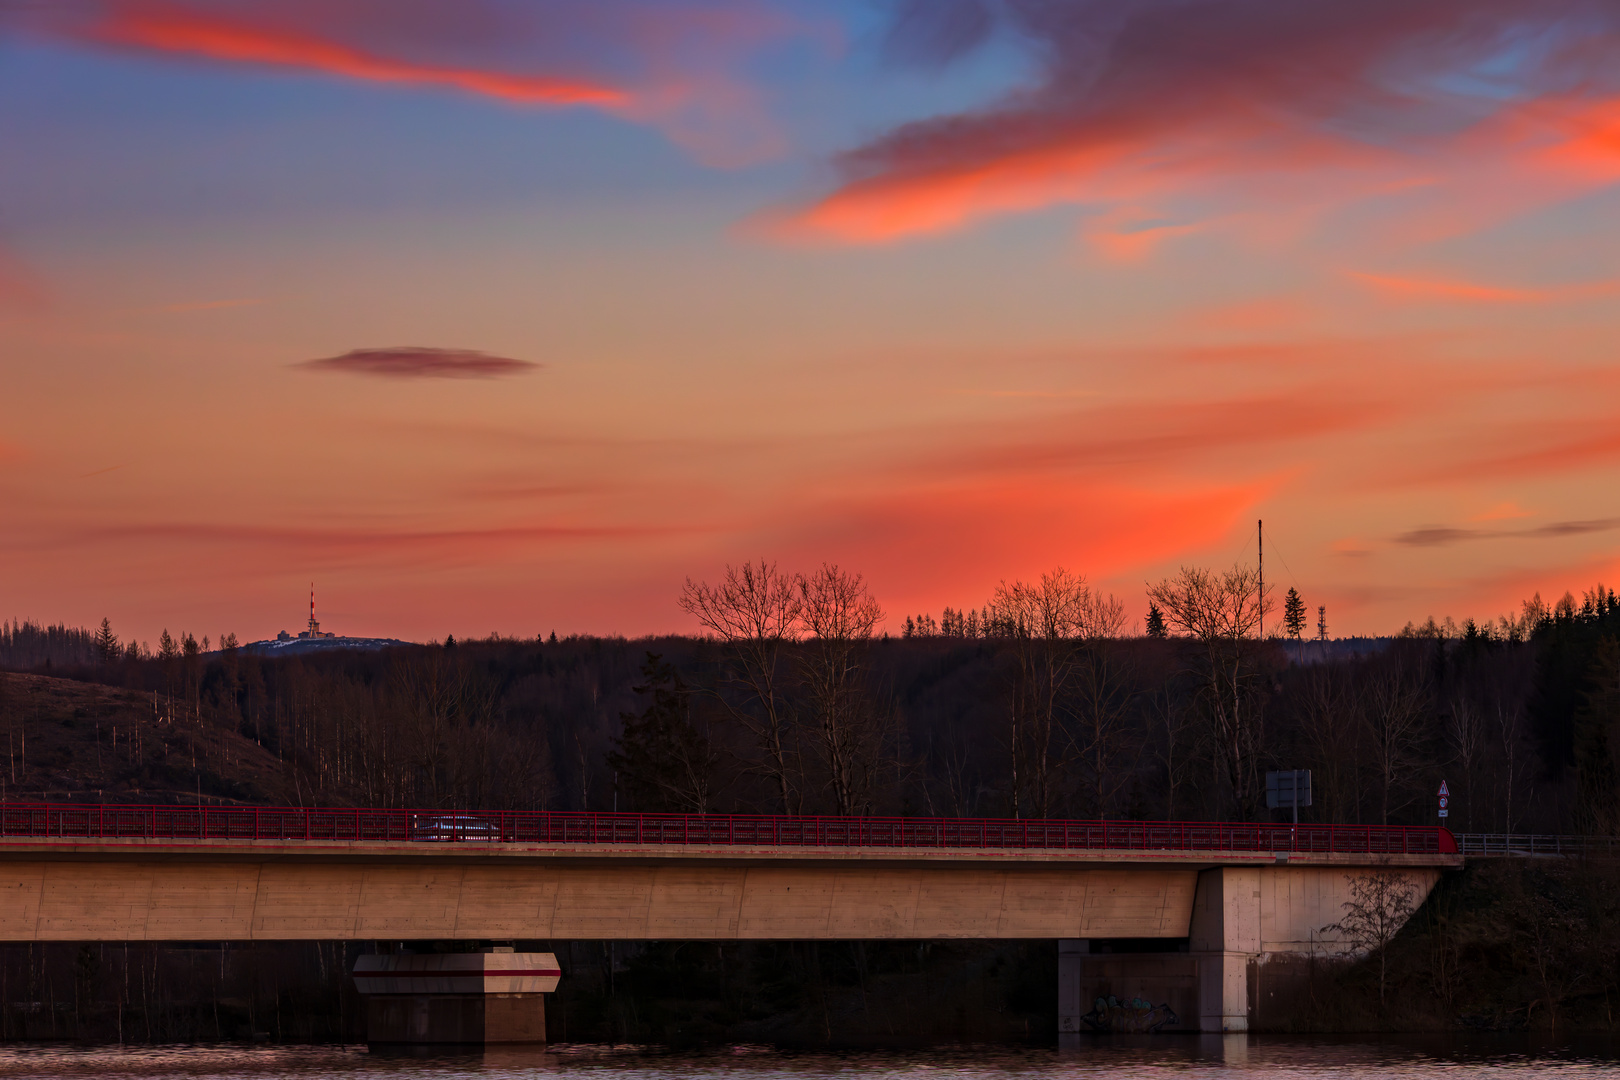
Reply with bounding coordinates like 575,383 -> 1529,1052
0,803 -> 1458,854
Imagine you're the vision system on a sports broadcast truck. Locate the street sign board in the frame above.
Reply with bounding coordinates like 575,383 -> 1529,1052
1265,770 -> 1312,809
1438,780 -> 1449,797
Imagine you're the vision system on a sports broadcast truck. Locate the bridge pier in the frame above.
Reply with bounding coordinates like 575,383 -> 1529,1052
351,948 -> 560,1044
1060,864 -> 1444,1035
1189,867 -> 1259,1033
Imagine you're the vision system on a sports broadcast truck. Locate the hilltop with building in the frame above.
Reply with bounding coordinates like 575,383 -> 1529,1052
249,585 -> 409,655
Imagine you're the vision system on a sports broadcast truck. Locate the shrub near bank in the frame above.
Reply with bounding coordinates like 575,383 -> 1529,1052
1289,858 -> 1620,1032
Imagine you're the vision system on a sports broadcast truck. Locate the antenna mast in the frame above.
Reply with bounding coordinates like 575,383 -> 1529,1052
1257,519 -> 1264,640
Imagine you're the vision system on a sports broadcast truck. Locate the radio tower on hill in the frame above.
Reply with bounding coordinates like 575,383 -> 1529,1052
298,583 -> 334,639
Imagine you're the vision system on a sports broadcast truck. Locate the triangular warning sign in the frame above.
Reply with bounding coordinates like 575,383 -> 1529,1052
1438,780 -> 1450,797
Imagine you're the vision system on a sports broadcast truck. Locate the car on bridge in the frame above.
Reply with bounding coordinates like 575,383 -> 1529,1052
408,814 -> 502,842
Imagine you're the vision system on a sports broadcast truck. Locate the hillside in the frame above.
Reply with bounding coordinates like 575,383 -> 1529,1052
0,672 -> 300,805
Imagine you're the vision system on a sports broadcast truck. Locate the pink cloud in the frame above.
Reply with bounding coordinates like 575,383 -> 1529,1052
1350,271 -> 1620,305
83,1 -> 628,107
774,0 -> 1620,244
28,0 -> 807,166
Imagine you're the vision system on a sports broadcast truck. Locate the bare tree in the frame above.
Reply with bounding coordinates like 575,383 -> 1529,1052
1296,662 -> 1362,823
680,560 -> 803,813
1146,564 -> 1271,818
1146,678 -> 1202,821
1069,591 -> 1136,818
989,568 -> 1092,817
1361,649 -> 1431,825
1497,697 -> 1529,833
796,564 -> 885,815
1322,868 -> 1419,1008
1445,692 -> 1486,833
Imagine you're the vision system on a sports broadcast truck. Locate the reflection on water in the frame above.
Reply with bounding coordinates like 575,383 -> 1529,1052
0,1039 -> 1619,1080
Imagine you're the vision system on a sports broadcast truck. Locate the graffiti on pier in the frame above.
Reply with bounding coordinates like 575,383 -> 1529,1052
1081,995 -> 1179,1033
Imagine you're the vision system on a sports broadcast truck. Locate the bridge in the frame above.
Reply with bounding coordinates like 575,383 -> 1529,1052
0,804 -> 1460,1035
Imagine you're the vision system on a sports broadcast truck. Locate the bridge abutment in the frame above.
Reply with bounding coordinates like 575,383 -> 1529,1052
1060,863 -> 1444,1036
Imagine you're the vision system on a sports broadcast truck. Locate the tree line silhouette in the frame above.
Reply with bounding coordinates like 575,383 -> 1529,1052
3,566 -> 1619,832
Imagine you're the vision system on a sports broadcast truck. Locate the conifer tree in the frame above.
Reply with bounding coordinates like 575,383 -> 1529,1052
1145,603 -> 1167,639
94,618 -> 117,664
608,652 -> 717,813
1283,587 -> 1307,641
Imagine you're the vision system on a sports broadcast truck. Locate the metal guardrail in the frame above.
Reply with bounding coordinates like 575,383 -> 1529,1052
1457,833 -> 1620,857
0,803 -> 1458,854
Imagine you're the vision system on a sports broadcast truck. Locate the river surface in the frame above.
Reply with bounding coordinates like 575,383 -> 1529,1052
1,1041 -> 1619,1080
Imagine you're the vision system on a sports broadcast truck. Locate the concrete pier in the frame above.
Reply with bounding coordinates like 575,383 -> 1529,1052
1059,863 -> 1443,1036
352,949 -> 560,1044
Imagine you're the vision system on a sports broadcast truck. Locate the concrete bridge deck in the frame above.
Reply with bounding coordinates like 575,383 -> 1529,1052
0,805 -> 1457,944
0,805 -> 1462,1034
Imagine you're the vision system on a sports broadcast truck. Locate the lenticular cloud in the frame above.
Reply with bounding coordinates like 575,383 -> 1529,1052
298,347 -> 539,379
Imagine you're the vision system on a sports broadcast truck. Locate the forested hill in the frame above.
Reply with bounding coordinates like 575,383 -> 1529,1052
3,589 -> 1620,831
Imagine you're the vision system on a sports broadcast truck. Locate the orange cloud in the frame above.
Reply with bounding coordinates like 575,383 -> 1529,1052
1330,537 -> 1372,558
51,518 -> 694,573
774,3 -> 1620,245
1084,207 -> 1207,262
1524,96 -> 1620,180
1396,424 -> 1620,486
764,476 -> 1275,620
1350,271 -> 1620,305
772,140 -> 1134,244
917,387 -> 1393,481
86,2 -> 627,107
1471,502 -> 1534,522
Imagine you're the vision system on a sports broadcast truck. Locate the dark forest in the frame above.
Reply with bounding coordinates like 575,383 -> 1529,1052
5,563 -> 1620,1042
4,564 -> 1619,835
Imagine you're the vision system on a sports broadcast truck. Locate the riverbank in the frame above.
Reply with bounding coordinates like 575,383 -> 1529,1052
1282,856 -> 1620,1033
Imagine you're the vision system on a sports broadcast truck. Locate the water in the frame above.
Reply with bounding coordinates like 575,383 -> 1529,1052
1,1040 -> 1619,1080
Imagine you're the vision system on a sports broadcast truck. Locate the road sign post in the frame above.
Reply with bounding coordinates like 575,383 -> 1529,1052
1265,770 -> 1313,827
1438,780 -> 1450,821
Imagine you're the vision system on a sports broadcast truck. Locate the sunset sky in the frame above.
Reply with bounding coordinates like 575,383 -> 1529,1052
4,0 -> 1620,645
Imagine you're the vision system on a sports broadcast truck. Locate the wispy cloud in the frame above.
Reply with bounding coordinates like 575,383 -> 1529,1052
773,0 -> 1620,243
1471,502 -> 1535,522
1396,518 -> 1620,547
1399,426 -> 1620,485
1350,271 -> 1620,305
24,0 -> 805,167
914,387 -> 1393,480
296,347 -> 539,379
79,1 -> 627,107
